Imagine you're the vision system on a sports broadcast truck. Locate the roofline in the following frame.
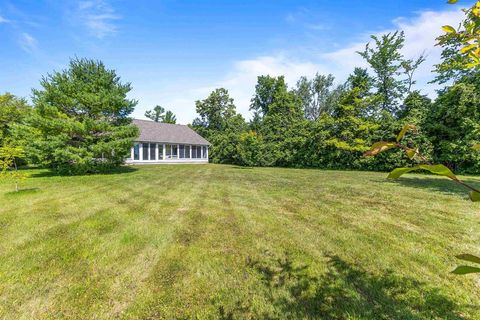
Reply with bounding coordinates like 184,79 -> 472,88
134,140 -> 210,146
133,118 -> 190,127
132,118 -> 211,145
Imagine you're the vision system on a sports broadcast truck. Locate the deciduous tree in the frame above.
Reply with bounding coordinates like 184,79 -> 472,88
294,73 -> 342,120
0,93 -> 31,146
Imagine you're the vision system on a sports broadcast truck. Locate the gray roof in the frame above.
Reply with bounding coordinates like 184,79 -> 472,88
133,119 -> 210,145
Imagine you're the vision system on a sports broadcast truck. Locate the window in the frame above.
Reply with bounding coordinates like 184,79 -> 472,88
159,144 -> 164,160
172,145 -> 178,159
150,143 -> 156,160
185,145 -> 190,159
165,144 -> 178,159
179,145 -> 185,159
191,145 -> 197,159
142,143 -> 149,160
166,144 -> 171,158
133,144 -> 140,160
203,146 -> 207,158
196,145 -> 202,158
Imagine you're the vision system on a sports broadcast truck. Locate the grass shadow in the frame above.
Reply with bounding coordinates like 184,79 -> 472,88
231,166 -> 255,170
30,166 -> 138,178
386,176 -> 480,198
4,188 -> 40,196
218,251 -> 472,319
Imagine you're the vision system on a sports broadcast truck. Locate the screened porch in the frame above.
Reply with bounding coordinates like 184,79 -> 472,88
129,142 -> 208,162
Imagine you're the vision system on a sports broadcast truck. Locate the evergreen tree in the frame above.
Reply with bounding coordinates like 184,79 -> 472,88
163,110 -> 177,124
19,58 -> 138,174
145,105 -> 165,122
320,70 -> 380,168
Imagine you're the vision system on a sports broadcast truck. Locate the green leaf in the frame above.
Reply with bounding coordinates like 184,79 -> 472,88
473,144 -> 480,151
418,164 -> 456,179
447,0 -> 458,3
442,25 -> 456,33
406,148 -> 417,160
451,265 -> 480,275
387,164 -> 456,180
388,166 -> 420,179
460,44 -> 477,54
456,254 -> 480,264
396,124 -> 416,142
469,191 -> 480,202
364,141 -> 397,157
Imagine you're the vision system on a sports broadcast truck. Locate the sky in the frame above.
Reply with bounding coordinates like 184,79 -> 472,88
0,0 -> 471,124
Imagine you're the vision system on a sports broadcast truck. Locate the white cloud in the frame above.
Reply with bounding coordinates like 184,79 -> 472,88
130,54 -> 329,124
132,8 -> 465,124
18,32 -> 38,53
76,0 -> 120,38
212,8 -> 464,119
0,15 -> 9,23
322,9 -> 464,96
219,55 -> 329,117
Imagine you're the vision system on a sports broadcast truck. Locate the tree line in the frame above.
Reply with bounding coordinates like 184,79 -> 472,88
192,30 -> 480,173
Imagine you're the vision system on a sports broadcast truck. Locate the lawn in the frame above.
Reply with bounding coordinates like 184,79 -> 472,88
0,164 -> 479,319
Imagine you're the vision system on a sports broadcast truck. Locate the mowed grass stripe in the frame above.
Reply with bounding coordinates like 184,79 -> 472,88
0,164 -> 479,319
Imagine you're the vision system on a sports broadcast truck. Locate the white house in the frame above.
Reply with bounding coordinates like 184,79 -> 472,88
126,119 -> 210,164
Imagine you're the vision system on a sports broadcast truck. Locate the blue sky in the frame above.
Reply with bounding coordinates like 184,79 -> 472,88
0,0 -> 469,123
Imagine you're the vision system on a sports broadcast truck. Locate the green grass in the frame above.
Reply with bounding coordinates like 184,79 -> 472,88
0,164 -> 479,319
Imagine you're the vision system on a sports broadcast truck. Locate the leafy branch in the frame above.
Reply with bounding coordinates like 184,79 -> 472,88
440,0 -> 480,68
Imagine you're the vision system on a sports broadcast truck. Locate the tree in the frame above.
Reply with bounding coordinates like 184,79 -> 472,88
425,73 -> 480,173
192,88 -> 247,163
346,68 -> 375,113
320,70 -> 380,168
401,55 -> 426,93
145,105 -> 165,122
235,131 -> 267,167
19,58 -> 139,174
259,77 -> 304,166
163,110 -> 177,124
397,91 -> 431,124
358,31 -> 424,116
294,73 -> 341,120
250,75 -> 285,121
145,105 -> 177,124
193,88 -> 237,135
0,145 -> 27,192
348,68 -> 370,93
0,93 -> 31,146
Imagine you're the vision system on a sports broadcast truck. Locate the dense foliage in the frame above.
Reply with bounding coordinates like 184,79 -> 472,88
0,93 -> 31,146
192,30 -> 479,173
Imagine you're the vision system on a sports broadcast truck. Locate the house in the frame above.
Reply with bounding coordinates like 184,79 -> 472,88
126,119 -> 210,164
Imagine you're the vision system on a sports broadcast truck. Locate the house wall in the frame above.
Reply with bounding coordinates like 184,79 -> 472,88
125,142 -> 209,164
